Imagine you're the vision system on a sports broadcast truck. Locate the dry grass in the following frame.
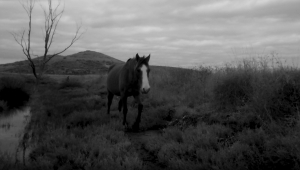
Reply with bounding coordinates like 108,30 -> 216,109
140,57 -> 300,170
1,56 -> 300,169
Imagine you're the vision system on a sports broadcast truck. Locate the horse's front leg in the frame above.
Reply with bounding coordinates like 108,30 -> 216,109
133,94 -> 143,130
121,93 -> 128,127
107,90 -> 114,114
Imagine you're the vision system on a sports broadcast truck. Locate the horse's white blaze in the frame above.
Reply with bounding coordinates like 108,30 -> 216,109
141,64 -> 150,91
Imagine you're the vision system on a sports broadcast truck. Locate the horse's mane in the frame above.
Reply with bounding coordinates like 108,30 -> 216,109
137,56 -> 149,66
108,64 -> 116,72
125,55 -> 149,68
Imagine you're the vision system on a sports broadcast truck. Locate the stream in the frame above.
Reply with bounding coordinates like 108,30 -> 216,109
0,107 -> 31,162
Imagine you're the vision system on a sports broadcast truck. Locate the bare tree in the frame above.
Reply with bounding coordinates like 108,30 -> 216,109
11,0 -> 83,81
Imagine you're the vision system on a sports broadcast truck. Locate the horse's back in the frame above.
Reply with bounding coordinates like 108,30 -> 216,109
107,64 -> 123,96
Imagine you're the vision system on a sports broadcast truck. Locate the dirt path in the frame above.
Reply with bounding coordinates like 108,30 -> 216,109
126,130 -> 165,170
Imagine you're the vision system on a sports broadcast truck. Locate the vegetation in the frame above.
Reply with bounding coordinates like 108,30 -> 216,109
140,57 -> 300,170
0,75 -> 33,113
1,57 -> 300,169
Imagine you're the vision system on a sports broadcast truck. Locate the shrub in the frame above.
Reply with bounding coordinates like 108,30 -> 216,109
139,106 -> 175,130
210,59 -> 300,123
0,100 -> 8,112
217,128 -> 300,170
149,66 -> 212,106
251,69 -> 300,122
217,142 -> 257,170
0,76 -> 31,111
262,136 -> 300,170
143,122 -> 300,170
211,68 -> 253,110
143,123 -> 233,169
29,126 -> 143,170
218,111 -> 262,132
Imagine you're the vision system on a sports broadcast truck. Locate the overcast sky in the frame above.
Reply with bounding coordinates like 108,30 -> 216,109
0,0 -> 300,67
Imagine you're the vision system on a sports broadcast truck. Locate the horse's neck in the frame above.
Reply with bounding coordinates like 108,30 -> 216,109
125,60 -> 138,85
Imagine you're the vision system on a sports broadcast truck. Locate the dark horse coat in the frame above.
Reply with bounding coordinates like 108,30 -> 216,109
106,54 -> 150,130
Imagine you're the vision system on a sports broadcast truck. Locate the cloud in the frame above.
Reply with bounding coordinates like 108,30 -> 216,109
0,0 -> 300,67
171,39 -> 222,47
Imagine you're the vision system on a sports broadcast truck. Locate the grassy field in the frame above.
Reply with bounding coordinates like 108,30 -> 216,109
1,57 -> 300,170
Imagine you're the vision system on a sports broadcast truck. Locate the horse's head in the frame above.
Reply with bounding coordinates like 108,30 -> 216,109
134,53 -> 151,94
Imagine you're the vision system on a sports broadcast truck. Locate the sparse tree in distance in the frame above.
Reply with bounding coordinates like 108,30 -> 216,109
11,0 -> 83,81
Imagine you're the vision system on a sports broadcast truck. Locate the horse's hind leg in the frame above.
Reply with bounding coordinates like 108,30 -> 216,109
107,90 -> 114,114
133,95 -> 143,130
118,99 -> 122,112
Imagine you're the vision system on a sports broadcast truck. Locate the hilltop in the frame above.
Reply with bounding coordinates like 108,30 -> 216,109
0,50 -> 123,75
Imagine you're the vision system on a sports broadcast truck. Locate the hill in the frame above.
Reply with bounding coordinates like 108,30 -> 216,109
0,50 -> 124,75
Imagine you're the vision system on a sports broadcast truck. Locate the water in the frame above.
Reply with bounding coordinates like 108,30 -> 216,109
0,107 -> 31,160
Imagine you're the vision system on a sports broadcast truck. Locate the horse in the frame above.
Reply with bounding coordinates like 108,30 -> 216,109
106,53 -> 151,130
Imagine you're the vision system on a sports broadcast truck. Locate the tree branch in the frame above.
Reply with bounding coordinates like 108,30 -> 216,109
12,0 -> 84,80
44,23 -> 84,64
11,31 -> 27,58
47,10 -> 63,50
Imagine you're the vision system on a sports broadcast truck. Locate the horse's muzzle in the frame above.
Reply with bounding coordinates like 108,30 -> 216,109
141,88 -> 150,94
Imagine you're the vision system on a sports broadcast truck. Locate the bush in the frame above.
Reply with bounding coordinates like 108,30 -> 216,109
0,100 -> 8,112
211,68 -> 253,110
29,126 -> 143,170
139,106 -> 175,130
0,76 -> 31,111
142,123 -> 233,169
251,69 -> 300,122
217,128 -> 300,170
146,125 -> 300,170
262,136 -> 300,170
210,60 -> 300,123
149,66 -> 211,106
206,110 -> 262,132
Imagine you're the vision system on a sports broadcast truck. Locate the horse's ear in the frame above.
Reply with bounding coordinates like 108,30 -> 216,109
135,53 -> 140,61
145,54 -> 150,63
